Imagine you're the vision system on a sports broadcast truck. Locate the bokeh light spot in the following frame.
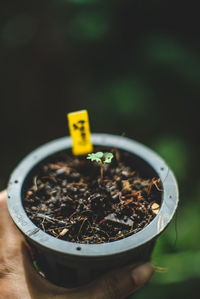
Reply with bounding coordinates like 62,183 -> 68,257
145,35 -> 200,84
107,78 -> 152,118
67,11 -> 110,41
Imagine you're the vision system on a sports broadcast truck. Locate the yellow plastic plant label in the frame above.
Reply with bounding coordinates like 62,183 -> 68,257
67,110 -> 93,155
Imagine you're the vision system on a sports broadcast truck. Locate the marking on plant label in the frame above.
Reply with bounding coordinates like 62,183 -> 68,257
67,110 -> 93,155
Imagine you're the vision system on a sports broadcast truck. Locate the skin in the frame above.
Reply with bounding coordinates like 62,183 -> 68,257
0,190 -> 154,299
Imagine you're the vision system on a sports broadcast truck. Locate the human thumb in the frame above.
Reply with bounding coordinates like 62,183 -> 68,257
76,263 -> 154,299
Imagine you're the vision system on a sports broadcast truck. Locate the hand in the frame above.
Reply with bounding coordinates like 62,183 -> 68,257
0,190 -> 154,299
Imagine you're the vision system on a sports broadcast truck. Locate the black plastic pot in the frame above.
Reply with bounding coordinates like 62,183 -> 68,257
7,134 -> 178,288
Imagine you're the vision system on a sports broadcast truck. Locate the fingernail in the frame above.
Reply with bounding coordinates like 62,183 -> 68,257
131,263 -> 154,286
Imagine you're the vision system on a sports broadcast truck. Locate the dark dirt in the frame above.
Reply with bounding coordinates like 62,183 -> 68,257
23,147 -> 162,244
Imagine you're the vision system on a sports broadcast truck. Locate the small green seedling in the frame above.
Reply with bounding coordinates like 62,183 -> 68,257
87,152 -> 114,181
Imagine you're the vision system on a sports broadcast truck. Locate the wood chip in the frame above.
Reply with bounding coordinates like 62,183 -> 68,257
121,180 -> 132,192
59,228 -> 69,236
151,203 -> 160,214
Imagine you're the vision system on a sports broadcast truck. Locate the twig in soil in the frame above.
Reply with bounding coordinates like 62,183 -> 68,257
41,218 -> 45,232
147,178 -> 163,195
86,219 -> 94,234
69,211 -> 78,219
78,217 -> 87,235
110,228 -> 136,241
153,178 -> 163,191
93,226 -> 110,238
123,190 -> 143,206
33,176 -> 38,191
35,213 -> 66,224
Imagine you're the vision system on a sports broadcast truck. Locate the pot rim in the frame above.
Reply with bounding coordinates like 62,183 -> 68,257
7,133 -> 179,258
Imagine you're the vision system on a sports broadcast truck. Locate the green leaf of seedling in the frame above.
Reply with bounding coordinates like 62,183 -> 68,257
87,151 -> 114,182
103,152 -> 114,164
86,152 -> 104,163
87,152 -> 114,165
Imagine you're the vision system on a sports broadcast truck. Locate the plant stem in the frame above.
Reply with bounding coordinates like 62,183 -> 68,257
100,166 -> 104,182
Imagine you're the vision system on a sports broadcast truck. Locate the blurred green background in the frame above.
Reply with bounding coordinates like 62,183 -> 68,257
0,1 -> 199,298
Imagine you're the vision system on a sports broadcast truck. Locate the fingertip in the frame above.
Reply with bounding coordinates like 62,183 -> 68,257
0,190 -> 7,201
131,263 -> 154,287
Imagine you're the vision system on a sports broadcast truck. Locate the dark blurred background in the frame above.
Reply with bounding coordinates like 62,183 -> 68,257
0,1 -> 200,298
